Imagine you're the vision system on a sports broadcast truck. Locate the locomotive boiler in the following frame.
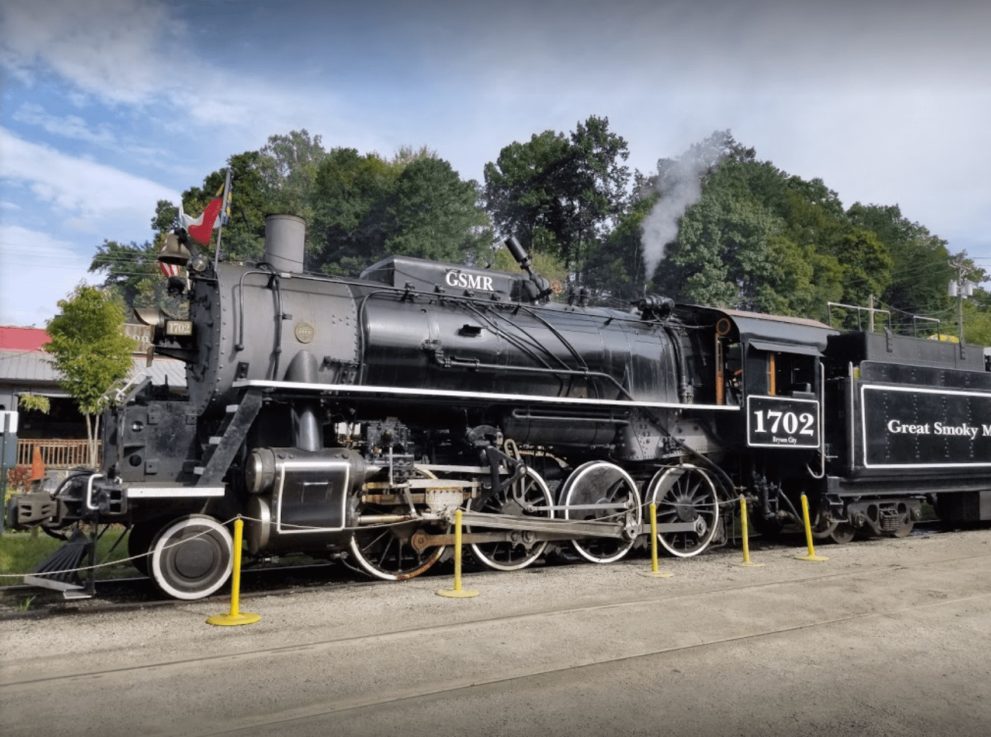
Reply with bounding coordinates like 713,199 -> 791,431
8,215 -> 991,600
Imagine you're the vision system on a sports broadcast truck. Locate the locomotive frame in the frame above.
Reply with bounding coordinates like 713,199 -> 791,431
8,215 -> 991,599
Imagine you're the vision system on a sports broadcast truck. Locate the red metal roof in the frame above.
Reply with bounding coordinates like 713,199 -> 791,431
0,326 -> 50,352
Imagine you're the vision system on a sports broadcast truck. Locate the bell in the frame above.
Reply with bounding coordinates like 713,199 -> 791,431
158,232 -> 191,266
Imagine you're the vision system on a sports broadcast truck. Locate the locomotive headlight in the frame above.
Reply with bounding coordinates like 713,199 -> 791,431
188,253 -> 210,273
164,319 -> 193,337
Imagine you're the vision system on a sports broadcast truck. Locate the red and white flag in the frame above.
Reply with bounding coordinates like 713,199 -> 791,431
179,169 -> 231,246
159,261 -> 180,278
180,195 -> 224,245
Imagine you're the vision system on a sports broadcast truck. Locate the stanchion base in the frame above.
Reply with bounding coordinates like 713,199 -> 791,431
795,553 -> 829,562
640,571 -> 674,578
739,561 -> 766,568
206,612 -> 262,626
436,588 -> 479,598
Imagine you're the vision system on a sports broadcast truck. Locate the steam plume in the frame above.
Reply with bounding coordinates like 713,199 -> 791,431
640,136 -> 727,282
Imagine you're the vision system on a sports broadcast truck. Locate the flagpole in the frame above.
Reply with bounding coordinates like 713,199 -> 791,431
213,168 -> 232,272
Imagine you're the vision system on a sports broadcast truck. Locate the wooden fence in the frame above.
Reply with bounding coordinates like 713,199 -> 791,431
15,439 -> 98,468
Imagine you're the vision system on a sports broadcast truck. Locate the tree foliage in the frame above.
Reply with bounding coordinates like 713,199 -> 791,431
484,115 -> 630,279
311,148 -> 490,274
86,123 -> 986,344
45,286 -> 134,466
962,288 -> 991,344
647,138 -> 904,322
17,394 -> 50,414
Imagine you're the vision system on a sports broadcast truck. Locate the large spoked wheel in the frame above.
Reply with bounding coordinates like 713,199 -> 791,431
468,467 -> 553,571
647,464 -> 720,558
562,461 -> 642,564
349,468 -> 446,582
149,515 -> 233,600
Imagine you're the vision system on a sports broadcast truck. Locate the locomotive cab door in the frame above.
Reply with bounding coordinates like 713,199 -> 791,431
743,341 -> 819,400
741,340 -> 822,451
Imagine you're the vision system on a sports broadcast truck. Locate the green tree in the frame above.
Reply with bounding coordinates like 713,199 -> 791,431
484,116 -> 630,279
652,152 -> 816,313
484,129 -> 572,255
847,203 -> 954,322
45,286 -> 135,466
88,239 -> 161,309
820,227 -> 893,311
382,157 -> 491,263
311,147 -> 403,274
312,149 -> 488,274
583,193 -> 654,303
643,133 -> 898,319
962,287 -> 991,345
256,130 -> 327,257
17,394 -> 50,414
180,150 -> 269,263
567,116 -> 631,278
487,246 -> 570,298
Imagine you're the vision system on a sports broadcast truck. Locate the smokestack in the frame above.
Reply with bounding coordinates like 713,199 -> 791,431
264,214 -> 306,274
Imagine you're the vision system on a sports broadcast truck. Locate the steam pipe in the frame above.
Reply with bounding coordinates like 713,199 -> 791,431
285,350 -> 323,452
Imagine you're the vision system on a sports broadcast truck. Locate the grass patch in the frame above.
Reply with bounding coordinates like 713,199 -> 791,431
0,526 -> 136,581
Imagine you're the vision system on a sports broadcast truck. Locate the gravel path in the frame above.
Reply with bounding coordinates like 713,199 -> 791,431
2,529 -> 990,737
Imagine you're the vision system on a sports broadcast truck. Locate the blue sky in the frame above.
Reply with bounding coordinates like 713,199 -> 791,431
2,0 -> 990,326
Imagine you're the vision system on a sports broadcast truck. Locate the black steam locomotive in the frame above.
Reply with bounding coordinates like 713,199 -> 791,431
9,215 -> 991,599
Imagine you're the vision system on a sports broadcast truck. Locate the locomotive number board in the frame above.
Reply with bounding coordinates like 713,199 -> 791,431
860,385 -> 991,469
746,395 -> 821,449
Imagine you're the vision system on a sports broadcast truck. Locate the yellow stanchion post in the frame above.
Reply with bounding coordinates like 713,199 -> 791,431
207,518 -> 261,626
641,502 -> 673,578
437,509 -> 479,598
738,495 -> 764,568
795,493 -> 828,562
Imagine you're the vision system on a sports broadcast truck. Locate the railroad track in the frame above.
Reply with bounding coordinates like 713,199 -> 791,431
0,521 -> 953,619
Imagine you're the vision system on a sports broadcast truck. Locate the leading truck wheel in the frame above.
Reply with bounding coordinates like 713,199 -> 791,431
149,516 -> 233,600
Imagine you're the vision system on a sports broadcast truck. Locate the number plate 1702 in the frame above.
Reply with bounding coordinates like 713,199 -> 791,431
746,395 -> 820,449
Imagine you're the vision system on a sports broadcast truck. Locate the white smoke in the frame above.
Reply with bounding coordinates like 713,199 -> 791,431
640,137 -> 727,282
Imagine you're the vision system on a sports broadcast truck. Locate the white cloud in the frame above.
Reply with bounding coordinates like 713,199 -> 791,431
0,0 -> 180,105
12,102 -> 116,146
0,127 -> 177,236
723,90 -> 991,252
0,225 -> 96,326
0,0 -> 360,150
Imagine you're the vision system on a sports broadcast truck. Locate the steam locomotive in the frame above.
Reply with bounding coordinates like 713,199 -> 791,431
9,215 -> 991,600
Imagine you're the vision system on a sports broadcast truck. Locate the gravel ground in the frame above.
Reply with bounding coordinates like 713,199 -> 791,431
1,528 -> 990,737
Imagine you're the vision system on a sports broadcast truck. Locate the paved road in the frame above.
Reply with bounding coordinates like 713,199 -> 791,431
2,530 -> 990,737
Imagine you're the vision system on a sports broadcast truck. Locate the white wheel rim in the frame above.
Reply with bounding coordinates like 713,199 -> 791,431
348,465 -> 446,581
469,468 -> 553,571
647,464 -> 719,558
563,461 -> 642,564
348,531 -> 445,581
150,516 -> 233,600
